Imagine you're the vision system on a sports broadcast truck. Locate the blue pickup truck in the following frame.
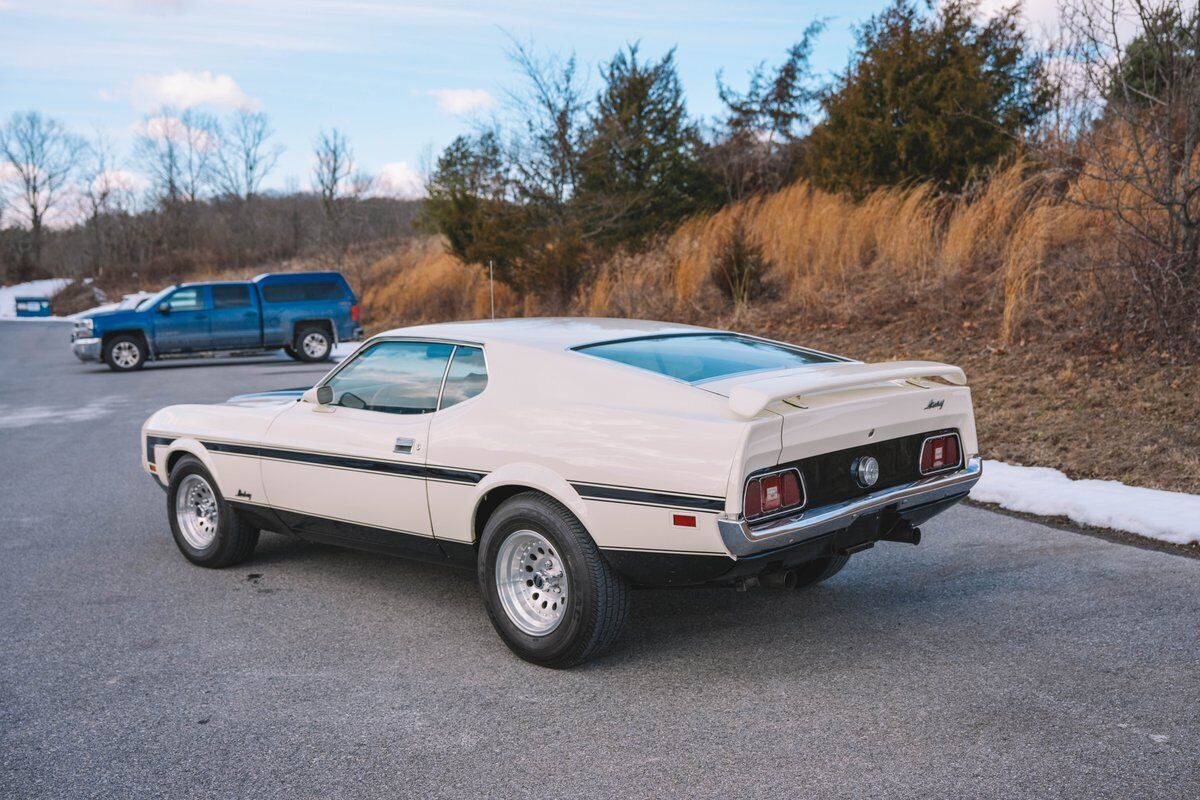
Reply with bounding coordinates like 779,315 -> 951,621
72,271 -> 363,371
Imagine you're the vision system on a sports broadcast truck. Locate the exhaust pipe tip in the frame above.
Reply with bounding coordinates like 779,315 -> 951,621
759,570 -> 798,589
881,523 -> 922,546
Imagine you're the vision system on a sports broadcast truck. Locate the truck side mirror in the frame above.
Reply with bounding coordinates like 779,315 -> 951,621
157,303 -> 171,315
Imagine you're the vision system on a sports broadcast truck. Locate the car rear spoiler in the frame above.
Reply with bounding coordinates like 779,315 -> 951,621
727,361 -> 967,418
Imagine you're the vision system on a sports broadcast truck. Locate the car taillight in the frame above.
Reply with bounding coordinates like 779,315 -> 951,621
743,469 -> 804,521
350,304 -> 360,322
920,433 -> 961,474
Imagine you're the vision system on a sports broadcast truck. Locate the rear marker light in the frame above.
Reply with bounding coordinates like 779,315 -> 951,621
350,304 -> 361,322
672,514 -> 697,528
920,433 -> 962,474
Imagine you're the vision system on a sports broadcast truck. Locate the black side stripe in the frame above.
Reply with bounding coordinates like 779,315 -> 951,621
198,440 -> 485,485
146,435 -> 174,463
571,483 -> 725,512
194,438 -> 723,511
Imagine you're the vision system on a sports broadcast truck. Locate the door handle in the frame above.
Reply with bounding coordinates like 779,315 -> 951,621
394,437 -> 417,454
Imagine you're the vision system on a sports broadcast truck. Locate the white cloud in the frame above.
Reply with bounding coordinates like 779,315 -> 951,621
131,70 -> 259,111
375,161 -> 424,199
132,114 -> 217,150
428,88 -> 495,116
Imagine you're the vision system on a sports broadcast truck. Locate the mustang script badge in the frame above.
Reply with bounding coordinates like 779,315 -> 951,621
924,398 -> 945,410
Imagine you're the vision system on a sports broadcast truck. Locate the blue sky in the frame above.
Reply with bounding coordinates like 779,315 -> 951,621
0,0 -> 1054,197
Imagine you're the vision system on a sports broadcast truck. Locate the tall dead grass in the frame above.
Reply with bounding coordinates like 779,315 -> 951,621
360,161 -> 1114,344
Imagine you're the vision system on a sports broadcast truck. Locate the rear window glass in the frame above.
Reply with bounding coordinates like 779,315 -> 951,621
576,334 -> 838,383
260,280 -> 346,303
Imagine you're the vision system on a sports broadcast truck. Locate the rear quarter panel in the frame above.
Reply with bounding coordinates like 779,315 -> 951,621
426,343 -> 752,555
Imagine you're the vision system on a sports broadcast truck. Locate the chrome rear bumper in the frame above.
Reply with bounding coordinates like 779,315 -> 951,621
717,457 -> 983,558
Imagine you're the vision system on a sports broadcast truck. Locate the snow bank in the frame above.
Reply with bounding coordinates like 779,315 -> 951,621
0,278 -> 71,318
974,460 -> 1200,545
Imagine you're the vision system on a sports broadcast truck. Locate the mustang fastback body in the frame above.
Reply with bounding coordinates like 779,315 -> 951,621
143,318 -> 981,666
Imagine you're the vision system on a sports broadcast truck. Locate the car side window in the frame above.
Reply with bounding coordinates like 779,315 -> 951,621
167,287 -> 205,311
324,341 -> 453,415
212,285 -> 251,308
440,346 -> 487,409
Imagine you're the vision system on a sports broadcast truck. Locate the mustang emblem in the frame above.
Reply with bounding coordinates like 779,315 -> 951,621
924,399 -> 945,410
236,490 -> 252,499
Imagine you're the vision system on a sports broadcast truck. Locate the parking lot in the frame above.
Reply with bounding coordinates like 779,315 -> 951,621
1,319 -> 1198,799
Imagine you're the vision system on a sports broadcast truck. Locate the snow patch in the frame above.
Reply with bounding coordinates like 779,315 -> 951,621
0,279 -> 71,318
974,460 -> 1200,545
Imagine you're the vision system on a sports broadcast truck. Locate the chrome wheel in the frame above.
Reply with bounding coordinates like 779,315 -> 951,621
176,474 -> 219,550
302,332 -> 328,359
111,341 -> 140,368
495,529 -> 569,636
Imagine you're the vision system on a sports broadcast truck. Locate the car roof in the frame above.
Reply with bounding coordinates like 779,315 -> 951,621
378,317 -> 717,350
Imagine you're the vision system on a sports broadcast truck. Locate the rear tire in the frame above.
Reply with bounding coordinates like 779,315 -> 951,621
792,554 -> 850,589
293,326 -> 332,362
479,493 -> 630,668
167,456 -> 259,568
104,334 -> 145,371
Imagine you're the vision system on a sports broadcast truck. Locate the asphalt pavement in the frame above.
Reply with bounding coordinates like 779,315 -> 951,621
1,319 -> 1197,799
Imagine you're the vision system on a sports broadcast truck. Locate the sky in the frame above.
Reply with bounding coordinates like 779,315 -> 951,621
0,0 -> 1060,200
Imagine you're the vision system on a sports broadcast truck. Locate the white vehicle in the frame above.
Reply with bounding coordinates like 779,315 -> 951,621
142,318 -> 981,667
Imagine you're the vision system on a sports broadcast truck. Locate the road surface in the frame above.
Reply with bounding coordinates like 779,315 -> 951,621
1,320 -> 1197,799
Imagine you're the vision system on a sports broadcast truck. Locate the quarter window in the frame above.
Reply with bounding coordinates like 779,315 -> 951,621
440,346 -> 487,409
324,341 -> 453,415
260,281 -> 346,303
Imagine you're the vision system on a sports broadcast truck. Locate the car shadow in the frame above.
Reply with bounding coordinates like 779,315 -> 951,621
242,532 -> 997,671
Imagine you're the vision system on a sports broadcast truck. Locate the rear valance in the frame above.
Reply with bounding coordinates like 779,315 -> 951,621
727,361 -> 967,418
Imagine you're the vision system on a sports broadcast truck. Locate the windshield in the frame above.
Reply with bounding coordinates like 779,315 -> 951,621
575,334 -> 841,383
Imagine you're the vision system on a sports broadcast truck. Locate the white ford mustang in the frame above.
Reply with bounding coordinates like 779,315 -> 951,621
142,318 -> 981,666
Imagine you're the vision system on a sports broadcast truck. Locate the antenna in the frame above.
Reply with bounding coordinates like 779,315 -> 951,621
489,259 -> 495,319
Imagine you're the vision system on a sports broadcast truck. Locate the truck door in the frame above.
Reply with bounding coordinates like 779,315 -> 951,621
152,286 -> 211,353
209,284 -> 261,349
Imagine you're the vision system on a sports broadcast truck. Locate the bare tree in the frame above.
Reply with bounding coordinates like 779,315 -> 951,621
134,108 -> 219,206
1058,0 -> 1200,346
214,109 -> 283,200
0,110 -> 85,277
312,128 -> 356,264
79,131 -> 137,277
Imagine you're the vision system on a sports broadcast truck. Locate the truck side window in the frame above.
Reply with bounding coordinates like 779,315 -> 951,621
324,341 -> 453,415
167,288 -> 205,311
213,285 -> 251,308
439,347 -> 487,409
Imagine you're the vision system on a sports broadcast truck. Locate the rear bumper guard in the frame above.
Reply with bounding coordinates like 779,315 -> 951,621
717,457 -> 983,558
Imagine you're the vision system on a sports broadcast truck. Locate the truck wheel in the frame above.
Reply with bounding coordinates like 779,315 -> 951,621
479,493 -> 630,668
791,554 -> 850,589
294,326 -> 332,362
104,334 -> 146,371
167,456 -> 259,568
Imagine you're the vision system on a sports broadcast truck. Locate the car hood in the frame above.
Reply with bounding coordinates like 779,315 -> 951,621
85,308 -> 145,327
224,388 -> 307,407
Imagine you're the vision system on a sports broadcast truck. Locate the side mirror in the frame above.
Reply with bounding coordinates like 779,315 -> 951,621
157,303 -> 171,315
301,385 -> 334,405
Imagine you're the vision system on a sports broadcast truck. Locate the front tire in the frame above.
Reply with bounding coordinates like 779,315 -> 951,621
167,456 -> 259,568
479,493 -> 630,668
294,326 -> 332,362
104,334 -> 145,371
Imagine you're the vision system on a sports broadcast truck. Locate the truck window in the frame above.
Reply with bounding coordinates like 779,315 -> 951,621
166,287 -> 205,311
212,285 -> 252,308
260,281 -> 345,303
